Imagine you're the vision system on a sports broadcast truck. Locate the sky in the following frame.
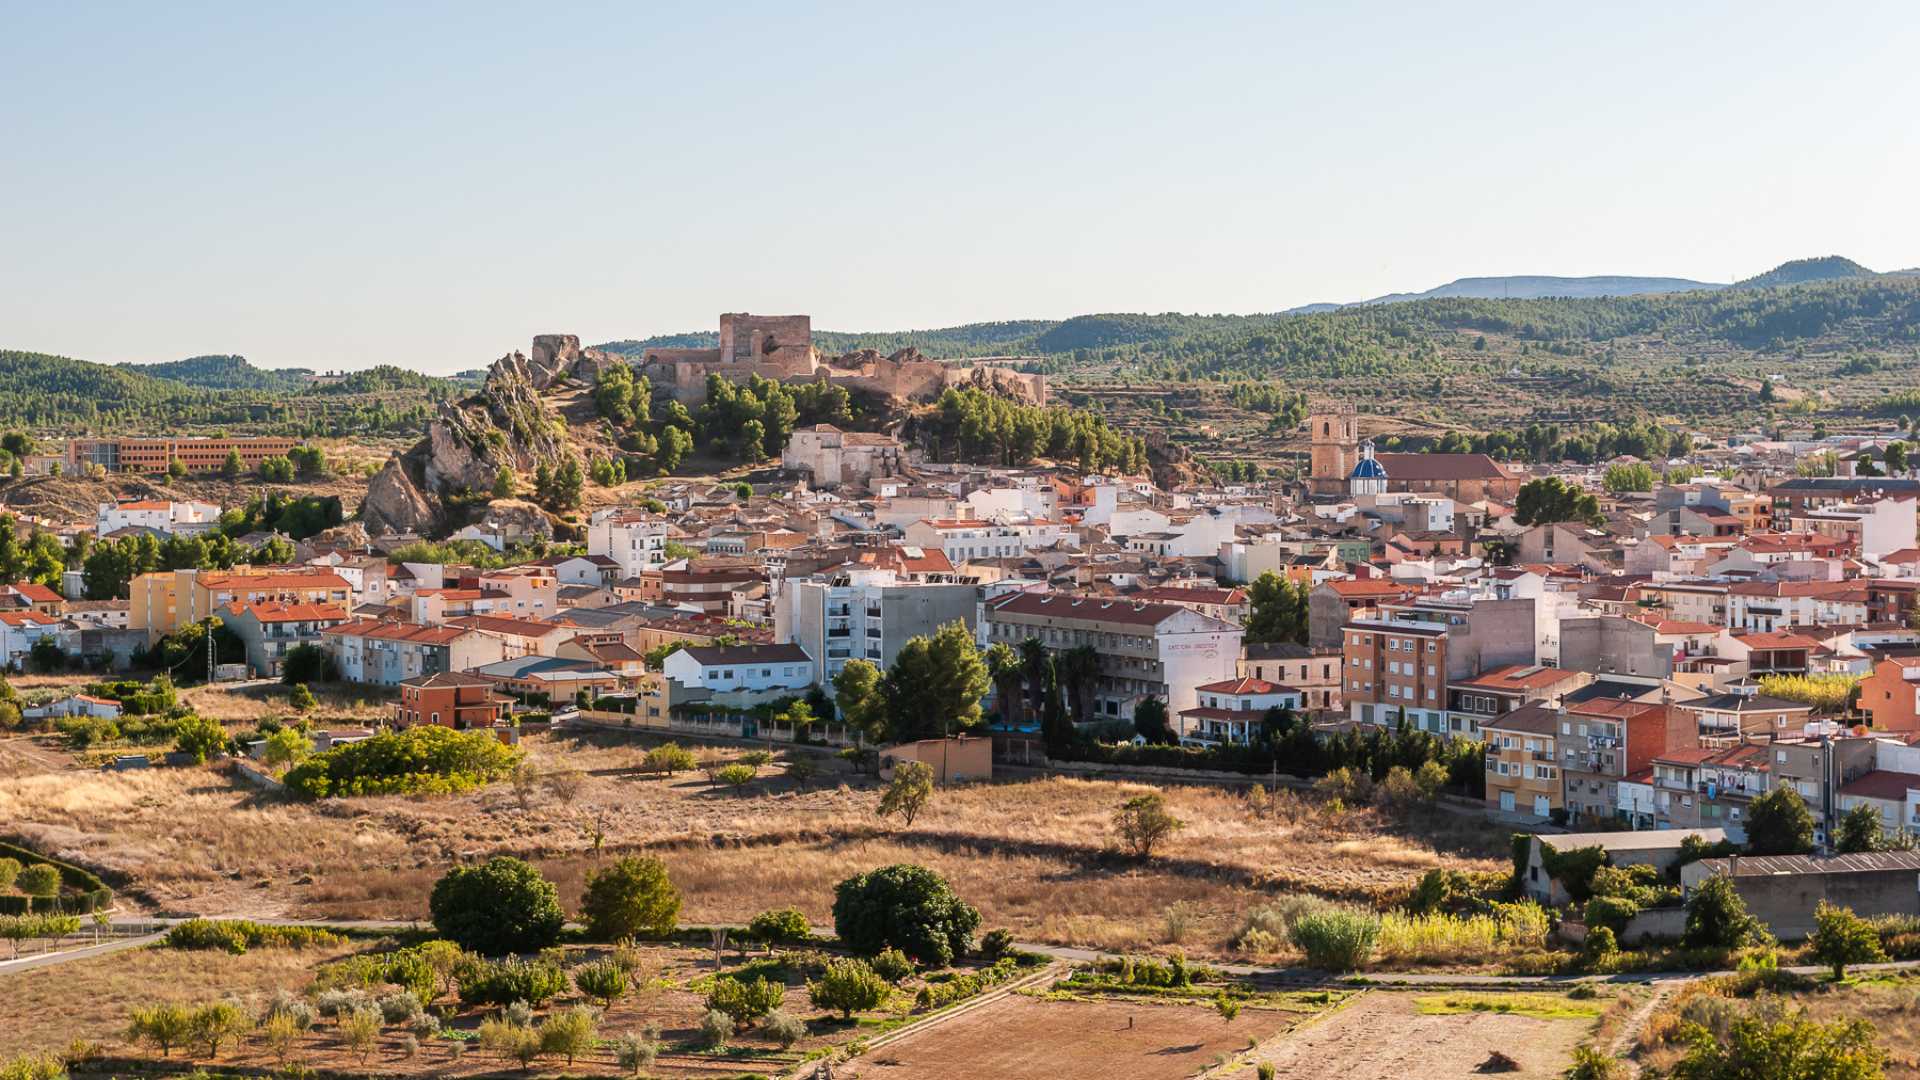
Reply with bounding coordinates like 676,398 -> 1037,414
3,1 -> 1918,374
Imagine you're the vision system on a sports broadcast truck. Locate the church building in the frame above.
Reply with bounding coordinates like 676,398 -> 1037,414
1307,404 -> 1524,503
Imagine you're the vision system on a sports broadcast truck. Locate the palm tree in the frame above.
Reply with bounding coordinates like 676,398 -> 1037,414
1058,645 -> 1101,726
1018,637 -> 1049,723
985,642 -> 1021,727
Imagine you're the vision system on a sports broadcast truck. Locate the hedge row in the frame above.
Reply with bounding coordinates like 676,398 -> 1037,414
0,888 -> 114,915
0,839 -> 114,913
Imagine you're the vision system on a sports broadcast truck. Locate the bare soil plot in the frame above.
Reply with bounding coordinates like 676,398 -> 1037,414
842,994 -> 1293,1080
1253,989 -> 1596,1080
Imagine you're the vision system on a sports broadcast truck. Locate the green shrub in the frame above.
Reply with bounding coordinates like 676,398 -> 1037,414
705,975 -> 784,1023
644,743 -> 696,775
1564,1045 -> 1625,1080
1682,874 -> 1767,950
579,856 -> 681,941
1584,895 -> 1641,937
572,959 -> 629,1006
283,725 -> 521,798
699,1007 -> 733,1049
0,858 -> 18,891
162,918 -> 343,954
453,956 -> 568,1007
870,946 -> 915,984
430,857 -> 565,955
14,864 -> 59,899
763,1008 -> 806,1048
746,907 -> 811,944
808,958 -> 889,1018
171,714 -> 229,764
977,927 -> 1015,962
912,958 -> 1023,1011
538,1005 -> 598,1068
1290,910 -> 1380,971
832,863 -> 981,966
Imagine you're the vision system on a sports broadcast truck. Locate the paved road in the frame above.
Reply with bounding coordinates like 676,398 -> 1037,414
0,929 -> 167,974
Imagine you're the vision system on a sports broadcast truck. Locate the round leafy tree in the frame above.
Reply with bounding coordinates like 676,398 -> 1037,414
429,856 -> 565,955
831,863 -> 980,967
578,855 -> 681,941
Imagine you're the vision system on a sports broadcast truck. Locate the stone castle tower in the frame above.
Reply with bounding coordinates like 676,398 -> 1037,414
1308,404 -> 1359,496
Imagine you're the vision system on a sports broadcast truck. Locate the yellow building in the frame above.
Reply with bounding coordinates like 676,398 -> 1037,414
130,567 -> 353,643
1484,702 -> 1565,821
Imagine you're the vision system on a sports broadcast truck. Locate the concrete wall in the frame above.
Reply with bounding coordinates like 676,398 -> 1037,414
1561,616 -> 1671,678
1719,870 -> 1920,940
1451,598 -> 1538,679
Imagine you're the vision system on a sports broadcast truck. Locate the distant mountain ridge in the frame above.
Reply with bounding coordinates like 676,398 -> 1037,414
1358,274 -> 1725,305
1735,255 -> 1876,289
601,255 -> 1909,360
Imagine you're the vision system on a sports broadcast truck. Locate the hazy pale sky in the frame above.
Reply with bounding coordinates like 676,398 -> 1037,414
4,1 -> 1916,374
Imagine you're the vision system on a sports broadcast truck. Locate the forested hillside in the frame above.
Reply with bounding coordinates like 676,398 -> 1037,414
0,349 -> 454,438
124,354 -> 312,392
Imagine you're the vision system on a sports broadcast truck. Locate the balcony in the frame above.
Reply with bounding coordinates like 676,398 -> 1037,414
1531,751 -> 1555,762
865,606 -> 883,618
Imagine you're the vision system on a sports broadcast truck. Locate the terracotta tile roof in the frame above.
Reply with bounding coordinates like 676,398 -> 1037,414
321,619 -> 470,644
1371,452 -> 1515,482
198,571 -> 351,591
1839,770 -> 1920,801
1455,664 -> 1585,692
113,500 -> 173,511
228,601 -> 349,623
0,611 -> 58,627
5,582 -> 61,604
402,671 -> 498,688
1321,579 -> 1417,598
1568,697 -> 1666,720
414,588 -> 489,600
1192,676 -> 1297,695
1732,631 -> 1823,650
446,614 -> 565,637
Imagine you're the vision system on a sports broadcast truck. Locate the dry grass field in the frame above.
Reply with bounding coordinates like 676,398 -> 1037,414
0,939 -> 365,1060
0,728 -> 1505,956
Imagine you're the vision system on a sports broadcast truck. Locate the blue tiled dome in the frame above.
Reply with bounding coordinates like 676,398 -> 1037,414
1350,456 -> 1388,479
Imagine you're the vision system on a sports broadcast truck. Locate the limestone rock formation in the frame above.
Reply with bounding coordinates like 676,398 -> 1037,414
471,498 -> 554,544
528,333 -> 620,388
361,453 -> 439,536
360,346 -> 575,537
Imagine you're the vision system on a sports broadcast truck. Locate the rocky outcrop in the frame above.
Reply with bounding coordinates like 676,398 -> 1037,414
361,452 -> 439,536
471,498 -> 554,544
528,334 -> 621,389
361,345 -> 578,537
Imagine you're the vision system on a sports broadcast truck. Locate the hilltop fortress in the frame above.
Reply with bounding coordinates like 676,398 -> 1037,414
632,312 -> 1048,406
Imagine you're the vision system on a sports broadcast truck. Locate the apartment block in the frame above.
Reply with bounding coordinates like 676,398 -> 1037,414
981,591 -> 1241,722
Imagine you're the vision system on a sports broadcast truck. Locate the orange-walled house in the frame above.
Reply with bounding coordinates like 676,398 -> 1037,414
395,672 -> 511,730
1862,657 -> 1920,733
